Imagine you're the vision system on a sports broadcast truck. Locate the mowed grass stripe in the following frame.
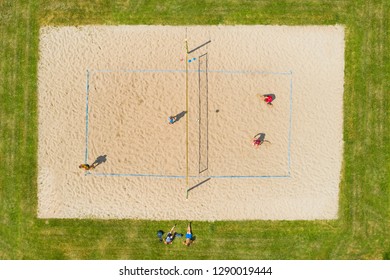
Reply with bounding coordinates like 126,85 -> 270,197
0,0 -> 22,259
353,2 -> 389,238
0,0 -> 39,259
38,0 -> 350,25
0,0 -> 389,259
18,0 -> 40,261
25,220 -> 339,260
341,1 -> 390,258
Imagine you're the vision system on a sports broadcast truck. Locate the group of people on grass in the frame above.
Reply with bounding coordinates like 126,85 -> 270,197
159,223 -> 194,246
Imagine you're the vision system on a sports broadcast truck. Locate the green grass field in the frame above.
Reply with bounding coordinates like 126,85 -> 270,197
0,0 -> 389,260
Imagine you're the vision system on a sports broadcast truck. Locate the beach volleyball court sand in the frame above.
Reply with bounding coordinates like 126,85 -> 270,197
38,26 -> 344,220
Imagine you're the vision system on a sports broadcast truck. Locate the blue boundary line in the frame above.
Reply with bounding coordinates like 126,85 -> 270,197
88,173 -> 289,179
94,69 -> 186,74
92,69 -> 292,75
209,175 -> 289,179
84,70 -> 90,163
288,72 -> 293,176
84,68 -> 293,179
208,69 -> 292,75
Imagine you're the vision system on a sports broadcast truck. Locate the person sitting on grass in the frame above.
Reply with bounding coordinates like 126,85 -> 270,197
183,222 -> 194,246
164,225 -> 176,245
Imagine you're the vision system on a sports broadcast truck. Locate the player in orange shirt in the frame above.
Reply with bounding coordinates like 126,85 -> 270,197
79,163 -> 93,171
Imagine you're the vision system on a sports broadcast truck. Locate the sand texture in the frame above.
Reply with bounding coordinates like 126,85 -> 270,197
38,25 -> 344,220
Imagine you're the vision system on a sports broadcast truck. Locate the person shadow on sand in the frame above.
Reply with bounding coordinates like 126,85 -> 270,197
91,155 -> 107,169
174,111 -> 187,123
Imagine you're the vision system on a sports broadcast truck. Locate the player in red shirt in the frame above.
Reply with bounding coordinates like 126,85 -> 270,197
252,133 -> 271,148
252,138 -> 263,148
262,94 -> 274,107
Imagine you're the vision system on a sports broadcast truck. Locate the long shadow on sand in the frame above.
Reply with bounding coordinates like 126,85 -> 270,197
92,155 -> 107,168
187,178 -> 211,194
174,111 -> 187,123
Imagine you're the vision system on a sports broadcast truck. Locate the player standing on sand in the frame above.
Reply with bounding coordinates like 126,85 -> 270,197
252,133 -> 271,148
168,116 -> 177,124
79,163 -> 93,171
252,138 -> 263,148
262,94 -> 275,107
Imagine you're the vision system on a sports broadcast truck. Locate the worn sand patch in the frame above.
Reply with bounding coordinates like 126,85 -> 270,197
38,25 -> 344,220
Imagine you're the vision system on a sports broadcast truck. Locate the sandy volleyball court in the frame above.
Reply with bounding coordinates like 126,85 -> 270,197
38,25 -> 344,220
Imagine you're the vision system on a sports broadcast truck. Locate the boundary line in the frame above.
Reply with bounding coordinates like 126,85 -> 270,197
88,173 -> 289,179
84,68 -> 293,179
90,69 -> 292,75
288,72 -> 293,175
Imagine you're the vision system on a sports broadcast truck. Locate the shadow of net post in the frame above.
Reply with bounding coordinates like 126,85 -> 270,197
188,40 -> 211,54
187,178 -> 211,194
198,53 -> 209,174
